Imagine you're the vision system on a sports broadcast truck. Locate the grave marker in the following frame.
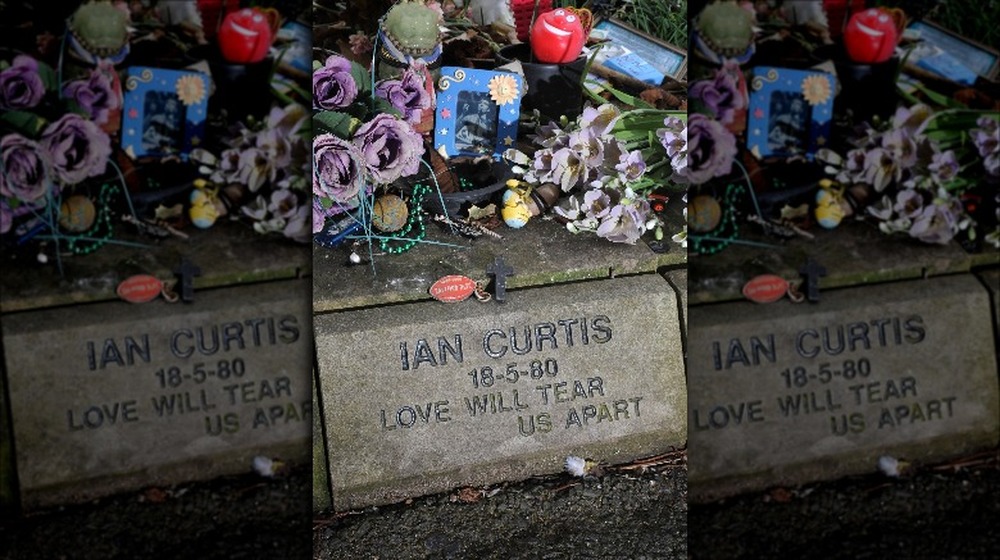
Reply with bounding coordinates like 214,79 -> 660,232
688,274 -> 999,501
2,279 -> 312,509
314,274 -> 686,510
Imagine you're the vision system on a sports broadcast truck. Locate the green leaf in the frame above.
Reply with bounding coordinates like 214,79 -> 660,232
371,96 -> 402,119
36,60 -> 58,92
350,60 -> 372,95
313,111 -> 355,138
1,110 -> 47,137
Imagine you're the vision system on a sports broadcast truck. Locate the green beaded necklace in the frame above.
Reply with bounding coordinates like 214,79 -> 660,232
690,183 -> 744,256
63,183 -> 118,255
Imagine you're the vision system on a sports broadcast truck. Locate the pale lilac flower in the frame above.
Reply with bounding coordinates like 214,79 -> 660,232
578,104 -> 620,136
582,188 -> 612,219
863,147 -> 896,192
893,188 -> 924,219
63,65 -> 120,125
375,66 -> 432,125
0,55 -> 45,110
352,113 -> 423,184
881,128 -> 917,170
891,104 -> 933,136
40,114 -> 110,185
681,114 -> 737,185
313,133 -> 364,205
928,149 -> 959,185
909,201 -> 956,244
567,128 -> 604,169
596,202 -> 648,244
971,117 -> 999,176
237,147 -> 274,192
313,54 -> 358,110
283,203 -> 310,243
550,146 -> 586,191
268,188 -> 299,220
616,149 -> 646,182
1,134 -> 49,202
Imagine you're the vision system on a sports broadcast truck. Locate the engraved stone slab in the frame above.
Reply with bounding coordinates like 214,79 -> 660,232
688,274 -> 999,501
314,274 -> 686,510
3,279 -> 312,509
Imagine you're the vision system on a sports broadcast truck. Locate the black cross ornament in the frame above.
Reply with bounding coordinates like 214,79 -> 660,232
174,258 -> 202,303
486,256 -> 515,302
799,257 -> 827,303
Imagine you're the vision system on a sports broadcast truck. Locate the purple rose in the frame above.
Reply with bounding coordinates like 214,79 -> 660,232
375,67 -> 432,125
63,66 -> 119,125
41,114 -> 111,185
353,113 -> 422,184
681,114 -> 737,185
690,63 -> 745,124
1,134 -> 50,202
313,133 -> 364,205
313,55 -> 358,110
0,55 -> 45,110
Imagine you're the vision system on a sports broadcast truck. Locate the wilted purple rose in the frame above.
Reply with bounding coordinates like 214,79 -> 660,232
681,114 -> 737,185
353,113 -> 422,184
690,62 -> 745,124
40,114 -> 110,185
0,198 -> 11,234
1,134 -> 50,202
313,133 -> 364,205
0,55 -> 45,110
63,66 -> 119,125
313,55 -> 358,110
375,67 -> 432,125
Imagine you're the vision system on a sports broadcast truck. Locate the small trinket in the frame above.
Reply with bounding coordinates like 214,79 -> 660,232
59,194 -> 97,233
814,179 -> 846,229
501,180 -> 558,228
799,258 -> 827,303
530,8 -> 587,64
843,8 -> 901,64
429,275 -> 478,303
688,195 -> 722,233
218,8 -> 278,64
189,180 -> 224,229
742,274 -> 790,303
174,258 -> 201,303
372,194 -> 409,232
486,256 -> 515,302
117,274 -> 164,304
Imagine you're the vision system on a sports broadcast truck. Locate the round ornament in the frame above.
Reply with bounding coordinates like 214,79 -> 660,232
843,9 -> 899,64
530,9 -> 587,64
501,189 -> 532,228
372,194 -> 409,232
218,8 -> 276,64
688,194 -> 722,233
189,188 -> 220,229
59,195 -> 97,233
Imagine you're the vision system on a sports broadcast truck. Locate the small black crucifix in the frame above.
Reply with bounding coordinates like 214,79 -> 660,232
799,257 -> 827,303
174,258 -> 201,303
486,256 -> 515,303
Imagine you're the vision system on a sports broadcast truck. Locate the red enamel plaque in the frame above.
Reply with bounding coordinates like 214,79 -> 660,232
429,275 -> 477,303
742,275 -> 788,303
117,275 -> 163,303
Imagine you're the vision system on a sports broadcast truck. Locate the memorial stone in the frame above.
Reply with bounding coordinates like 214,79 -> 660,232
2,279 -> 312,509
314,274 -> 686,510
688,274 -> 1000,501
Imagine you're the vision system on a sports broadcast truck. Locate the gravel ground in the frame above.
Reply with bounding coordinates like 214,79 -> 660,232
689,447 -> 1000,559
314,451 -> 689,559
0,466 -> 312,560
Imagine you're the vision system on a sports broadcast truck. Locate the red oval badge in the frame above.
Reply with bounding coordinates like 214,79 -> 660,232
429,275 -> 477,303
117,274 -> 163,303
742,274 -> 789,303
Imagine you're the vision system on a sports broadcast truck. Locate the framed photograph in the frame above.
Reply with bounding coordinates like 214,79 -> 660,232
435,67 -> 523,159
905,20 -> 999,82
746,67 -> 834,160
591,18 -> 687,82
122,67 -> 209,160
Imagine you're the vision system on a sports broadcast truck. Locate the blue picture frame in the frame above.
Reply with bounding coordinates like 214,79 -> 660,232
122,67 -> 209,160
746,67 -> 834,160
435,67 -> 522,159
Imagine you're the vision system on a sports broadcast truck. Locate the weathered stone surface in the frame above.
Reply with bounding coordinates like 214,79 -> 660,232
978,269 -> 1000,339
315,274 -> 686,511
688,274 -> 999,501
2,279 -> 312,509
